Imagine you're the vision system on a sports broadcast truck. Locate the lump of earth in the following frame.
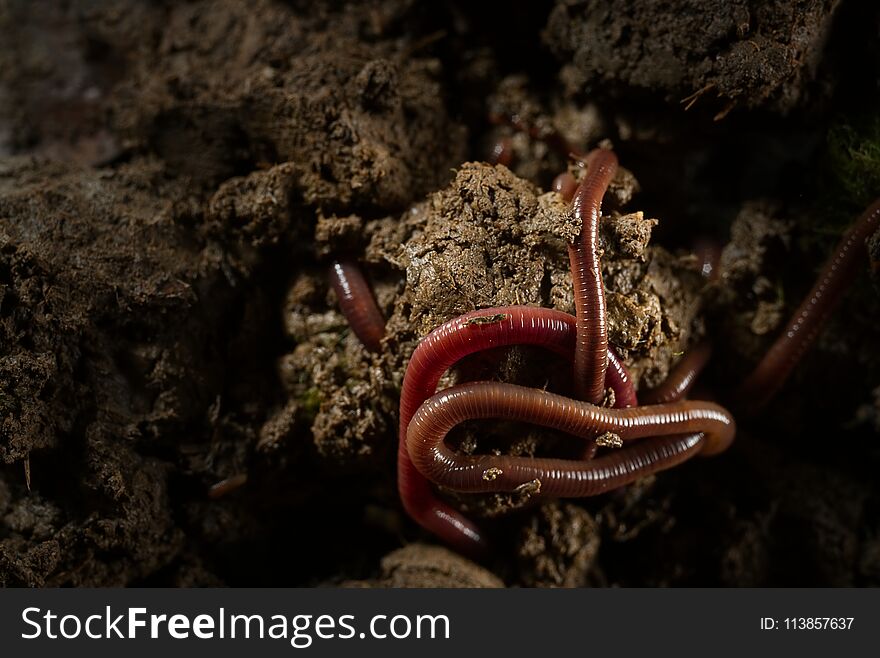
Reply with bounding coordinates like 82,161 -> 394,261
0,157 -> 229,585
110,0 -> 467,210
385,162 -> 706,389
345,543 -> 504,588
544,0 -> 843,116
516,502 -> 601,587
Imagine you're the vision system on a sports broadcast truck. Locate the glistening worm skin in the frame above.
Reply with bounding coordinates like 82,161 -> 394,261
569,149 -> 618,403
397,305 -> 638,557
489,136 -> 514,167
552,171 -> 579,202
737,198 -> 880,412
328,260 -> 385,353
641,342 -> 713,405
406,381 -> 734,495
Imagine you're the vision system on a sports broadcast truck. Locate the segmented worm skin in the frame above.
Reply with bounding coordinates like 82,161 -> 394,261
569,149 -> 618,403
397,305 -> 638,556
738,198 -> 880,412
329,260 -> 385,353
406,381 -> 734,495
641,342 -> 713,405
605,347 -> 639,408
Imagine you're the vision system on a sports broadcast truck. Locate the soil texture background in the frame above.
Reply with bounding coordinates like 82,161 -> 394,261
1,0 -> 879,587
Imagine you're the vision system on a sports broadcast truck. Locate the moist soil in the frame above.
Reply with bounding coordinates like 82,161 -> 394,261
1,0 -> 879,587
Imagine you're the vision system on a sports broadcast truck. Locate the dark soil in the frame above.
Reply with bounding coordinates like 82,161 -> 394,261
1,0 -> 878,587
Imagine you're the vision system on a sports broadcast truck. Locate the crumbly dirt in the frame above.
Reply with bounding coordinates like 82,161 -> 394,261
0,156 -> 224,585
1,0 -> 879,588
544,0 -> 843,116
515,502 -> 601,587
344,544 -> 504,588
110,0 -> 467,210
713,200 -> 794,372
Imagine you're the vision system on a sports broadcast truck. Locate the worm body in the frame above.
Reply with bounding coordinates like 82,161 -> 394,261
738,198 -> 880,412
329,260 -> 385,353
569,149 -> 618,403
552,171 -> 578,202
397,305 -> 638,556
489,136 -> 514,167
407,381 -> 734,495
641,342 -> 713,405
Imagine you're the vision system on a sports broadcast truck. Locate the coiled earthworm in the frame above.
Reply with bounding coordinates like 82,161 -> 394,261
397,305 -> 637,556
641,342 -> 713,405
406,381 -> 734,495
737,198 -> 880,412
329,260 -> 385,353
569,149 -> 618,403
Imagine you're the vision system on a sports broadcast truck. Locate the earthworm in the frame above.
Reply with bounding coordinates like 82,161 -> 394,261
329,260 -> 385,353
641,342 -> 713,405
489,136 -> 514,167
552,171 -> 578,202
605,346 -> 639,409
569,148 -> 618,403
208,473 -> 248,499
397,305 -> 638,556
737,198 -> 880,412
406,381 -> 734,495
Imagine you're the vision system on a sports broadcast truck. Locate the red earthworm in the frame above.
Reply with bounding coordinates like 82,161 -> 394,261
208,473 -> 248,499
406,381 -> 734,495
605,346 -> 638,408
489,136 -> 514,167
328,260 -> 385,353
569,148 -> 618,403
641,342 -> 713,405
397,305 -> 637,556
737,198 -> 880,412
552,171 -> 578,202
555,163 -> 640,408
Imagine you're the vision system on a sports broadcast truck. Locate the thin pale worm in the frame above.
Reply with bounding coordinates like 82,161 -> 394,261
569,149 -> 618,403
406,381 -> 734,495
738,198 -> 880,412
329,260 -> 385,353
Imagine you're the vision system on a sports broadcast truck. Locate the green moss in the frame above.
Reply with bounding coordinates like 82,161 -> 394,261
298,387 -> 322,423
827,116 -> 880,211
